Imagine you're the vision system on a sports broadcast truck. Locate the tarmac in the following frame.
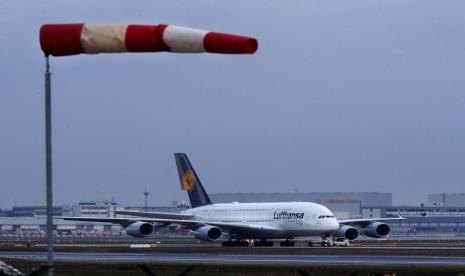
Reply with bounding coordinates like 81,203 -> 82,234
2,251 -> 465,267
3,241 -> 465,275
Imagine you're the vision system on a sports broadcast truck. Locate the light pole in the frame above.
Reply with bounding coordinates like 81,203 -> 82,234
144,189 -> 150,212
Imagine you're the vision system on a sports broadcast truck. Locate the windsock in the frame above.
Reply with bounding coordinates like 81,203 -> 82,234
40,24 -> 258,56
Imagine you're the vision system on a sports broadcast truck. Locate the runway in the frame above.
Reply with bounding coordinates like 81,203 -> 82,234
2,251 -> 465,266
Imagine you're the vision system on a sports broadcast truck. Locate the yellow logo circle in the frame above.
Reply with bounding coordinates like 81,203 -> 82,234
182,170 -> 195,192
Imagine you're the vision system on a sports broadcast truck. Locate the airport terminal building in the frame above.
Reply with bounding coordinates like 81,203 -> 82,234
427,193 -> 465,207
363,206 -> 465,237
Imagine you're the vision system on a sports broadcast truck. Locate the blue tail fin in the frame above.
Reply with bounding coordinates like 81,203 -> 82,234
174,153 -> 212,208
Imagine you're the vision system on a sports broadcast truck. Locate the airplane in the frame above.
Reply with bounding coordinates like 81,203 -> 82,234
62,153 -> 404,247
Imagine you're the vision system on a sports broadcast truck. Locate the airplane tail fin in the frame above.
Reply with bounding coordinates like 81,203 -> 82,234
174,153 -> 212,208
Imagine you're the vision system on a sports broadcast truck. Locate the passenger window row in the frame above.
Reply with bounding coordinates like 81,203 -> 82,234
318,215 -> 335,218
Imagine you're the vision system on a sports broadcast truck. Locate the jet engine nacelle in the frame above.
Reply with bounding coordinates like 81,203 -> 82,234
191,225 -> 222,241
333,225 -> 359,240
125,221 -> 154,237
363,222 -> 390,238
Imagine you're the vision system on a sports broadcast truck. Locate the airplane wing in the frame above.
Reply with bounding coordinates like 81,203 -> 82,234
60,217 -> 144,227
338,216 -> 405,227
114,210 -> 194,220
61,217 -> 278,233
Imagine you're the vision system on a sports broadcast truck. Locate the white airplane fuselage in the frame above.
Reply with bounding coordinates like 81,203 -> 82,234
181,201 -> 340,239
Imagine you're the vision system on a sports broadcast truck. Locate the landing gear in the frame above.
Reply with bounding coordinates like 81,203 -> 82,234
320,239 -> 333,247
254,239 -> 273,247
238,240 -> 249,247
317,236 -> 334,247
222,241 -> 233,247
222,240 -> 249,247
279,239 -> 295,247
307,241 -> 313,247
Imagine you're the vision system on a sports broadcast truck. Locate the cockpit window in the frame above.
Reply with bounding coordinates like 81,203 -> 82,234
318,215 -> 335,218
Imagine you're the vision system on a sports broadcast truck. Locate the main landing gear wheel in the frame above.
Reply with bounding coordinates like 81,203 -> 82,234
222,240 -> 249,247
279,240 -> 295,247
307,241 -> 313,247
320,241 -> 331,247
254,239 -> 274,247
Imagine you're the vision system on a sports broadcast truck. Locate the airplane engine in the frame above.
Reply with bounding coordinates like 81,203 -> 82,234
191,225 -> 222,241
363,222 -> 390,238
333,225 -> 359,240
125,221 -> 154,237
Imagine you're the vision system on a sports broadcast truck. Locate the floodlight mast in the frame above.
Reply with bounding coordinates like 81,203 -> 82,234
44,55 -> 54,276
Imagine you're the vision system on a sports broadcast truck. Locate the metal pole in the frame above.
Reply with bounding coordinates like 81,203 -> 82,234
45,55 -> 54,275
144,189 -> 149,212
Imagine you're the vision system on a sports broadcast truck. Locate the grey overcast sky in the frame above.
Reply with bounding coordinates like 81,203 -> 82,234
1,1 -> 464,209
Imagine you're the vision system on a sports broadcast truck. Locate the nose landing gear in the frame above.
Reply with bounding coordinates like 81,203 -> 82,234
254,239 -> 273,247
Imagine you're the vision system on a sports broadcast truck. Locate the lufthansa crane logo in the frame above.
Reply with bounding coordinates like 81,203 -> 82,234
182,170 -> 195,192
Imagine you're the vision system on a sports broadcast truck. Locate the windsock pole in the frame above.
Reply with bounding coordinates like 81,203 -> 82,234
39,23 -> 257,276
44,55 -> 54,276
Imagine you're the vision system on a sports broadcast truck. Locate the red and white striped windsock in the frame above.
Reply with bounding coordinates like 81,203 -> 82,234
40,24 -> 258,56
